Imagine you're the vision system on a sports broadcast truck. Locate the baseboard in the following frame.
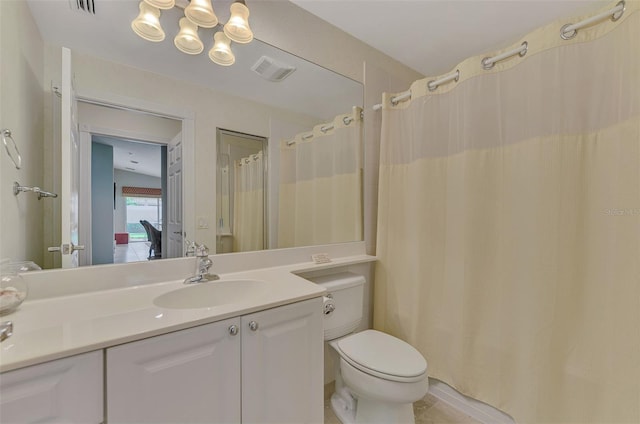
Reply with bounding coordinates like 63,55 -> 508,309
428,378 -> 515,424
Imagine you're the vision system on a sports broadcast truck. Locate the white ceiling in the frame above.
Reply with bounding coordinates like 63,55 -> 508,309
93,136 -> 162,178
291,0 -> 607,76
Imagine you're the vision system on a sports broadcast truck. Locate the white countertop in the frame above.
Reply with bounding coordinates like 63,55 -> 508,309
0,254 -> 376,373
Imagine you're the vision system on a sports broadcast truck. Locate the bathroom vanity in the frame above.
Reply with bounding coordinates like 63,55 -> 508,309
0,251 -> 374,423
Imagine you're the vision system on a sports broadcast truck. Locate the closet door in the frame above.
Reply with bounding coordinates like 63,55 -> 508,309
107,318 -> 241,423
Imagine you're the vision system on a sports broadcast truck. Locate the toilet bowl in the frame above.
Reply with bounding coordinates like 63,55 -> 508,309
330,330 -> 428,424
308,272 -> 429,424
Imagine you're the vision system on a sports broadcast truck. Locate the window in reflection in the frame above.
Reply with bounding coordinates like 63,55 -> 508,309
125,197 -> 163,241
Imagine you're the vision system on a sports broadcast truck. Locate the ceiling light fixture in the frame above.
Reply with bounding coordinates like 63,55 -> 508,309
131,0 -> 254,66
131,2 -> 165,42
224,0 -> 253,44
174,17 -> 204,54
184,0 -> 218,28
209,32 -> 235,66
144,0 -> 175,10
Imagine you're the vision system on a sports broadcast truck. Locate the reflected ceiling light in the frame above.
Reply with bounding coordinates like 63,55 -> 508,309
224,0 -> 253,44
185,0 -> 218,28
131,0 -> 255,66
143,0 -> 175,10
174,17 -> 204,54
208,32 -> 235,66
131,2 -> 165,42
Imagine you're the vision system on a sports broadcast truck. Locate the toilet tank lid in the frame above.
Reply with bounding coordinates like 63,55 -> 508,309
337,330 -> 427,378
305,272 -> 365,290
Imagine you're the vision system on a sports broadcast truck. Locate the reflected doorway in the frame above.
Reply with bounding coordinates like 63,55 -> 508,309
91,136 -> 164,264
78,102 -> 183,265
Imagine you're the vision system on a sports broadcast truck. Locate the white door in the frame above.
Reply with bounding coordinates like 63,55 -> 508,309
107,318 -> 241,423
57,47 -> 82,268
241,298 -> 324,424
167,131 -> 183,258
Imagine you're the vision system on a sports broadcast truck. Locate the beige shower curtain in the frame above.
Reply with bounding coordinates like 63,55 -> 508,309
232,152 -> 263,252
278,107 -> 363,248
374,2 -> 639,423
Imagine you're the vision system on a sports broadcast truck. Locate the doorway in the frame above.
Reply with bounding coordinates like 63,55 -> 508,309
78,102 -> 182,265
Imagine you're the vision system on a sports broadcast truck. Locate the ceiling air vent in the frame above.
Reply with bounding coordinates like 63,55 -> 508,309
251,56 -> 296,82
70,0 -> 96,14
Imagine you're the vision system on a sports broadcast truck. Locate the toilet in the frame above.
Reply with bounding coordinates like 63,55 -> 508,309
310,272 -> 429,424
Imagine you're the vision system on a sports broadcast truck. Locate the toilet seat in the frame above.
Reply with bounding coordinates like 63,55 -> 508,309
332,330 -> 427,383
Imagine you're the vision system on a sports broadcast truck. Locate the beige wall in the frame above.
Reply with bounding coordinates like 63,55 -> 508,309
250,1 -> 422,86
78,102 -> 182,141
0,0 -> 45,265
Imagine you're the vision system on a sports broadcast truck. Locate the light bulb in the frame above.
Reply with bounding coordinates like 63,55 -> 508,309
131,2 -> 165,42
209,32 -> 235,66
224,1 -> 253,44
143,0 -> 174,10
185,0 -> 218,28
174,17 -> 204,54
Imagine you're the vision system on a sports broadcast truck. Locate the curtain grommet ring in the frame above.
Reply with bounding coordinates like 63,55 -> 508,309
481,57 -> 495,70
2,129 -> 22,170
518,42 -> 528,57
560,23 -> 578,40
611,0 -> 625,21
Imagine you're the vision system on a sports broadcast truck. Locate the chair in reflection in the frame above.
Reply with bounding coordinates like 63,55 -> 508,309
140,220 -> 162,259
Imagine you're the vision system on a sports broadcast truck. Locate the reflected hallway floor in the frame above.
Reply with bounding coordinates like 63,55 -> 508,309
114,242 -> 152,264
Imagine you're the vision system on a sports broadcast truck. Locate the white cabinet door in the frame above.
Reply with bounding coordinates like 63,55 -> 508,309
241,297 -> 324,424
107,318 -> 241,424
0,351 -> 103,423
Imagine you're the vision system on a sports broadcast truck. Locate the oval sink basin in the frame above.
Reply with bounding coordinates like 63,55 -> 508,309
153,279 -> 268,309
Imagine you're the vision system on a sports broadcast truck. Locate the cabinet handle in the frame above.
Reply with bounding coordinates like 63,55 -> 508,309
248,321 -> 259,331
229,325 -> 239,336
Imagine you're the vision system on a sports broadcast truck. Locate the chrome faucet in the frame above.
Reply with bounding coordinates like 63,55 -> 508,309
184,243 -> 220,284
0,321 -> 13,342
184,239 -> 197,257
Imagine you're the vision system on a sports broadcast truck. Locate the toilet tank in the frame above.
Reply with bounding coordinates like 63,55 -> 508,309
306,272 -> 365,341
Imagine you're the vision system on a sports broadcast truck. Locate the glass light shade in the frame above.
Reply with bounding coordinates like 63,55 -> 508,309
131,2 -> 165,42
174,17 -> 204,54
184,0 -> 218,28
223,2 -> 253,44
208,32 -> 235,66
143,0 -> 174,10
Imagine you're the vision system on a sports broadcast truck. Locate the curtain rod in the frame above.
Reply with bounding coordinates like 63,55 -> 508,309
373,1 -> 626,111
372,89 -> 411,111
428,69 -> 460,91
481,42 -> 528,70
561,1 -> 625,40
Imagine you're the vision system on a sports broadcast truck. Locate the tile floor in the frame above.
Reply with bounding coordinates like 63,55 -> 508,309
324,392 -> 480,424
113,242 -> 152,264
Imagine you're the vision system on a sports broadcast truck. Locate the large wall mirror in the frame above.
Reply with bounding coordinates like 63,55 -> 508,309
6,0 -> 364,269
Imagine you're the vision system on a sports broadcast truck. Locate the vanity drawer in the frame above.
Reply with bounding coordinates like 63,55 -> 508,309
0,351 -> 103,423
